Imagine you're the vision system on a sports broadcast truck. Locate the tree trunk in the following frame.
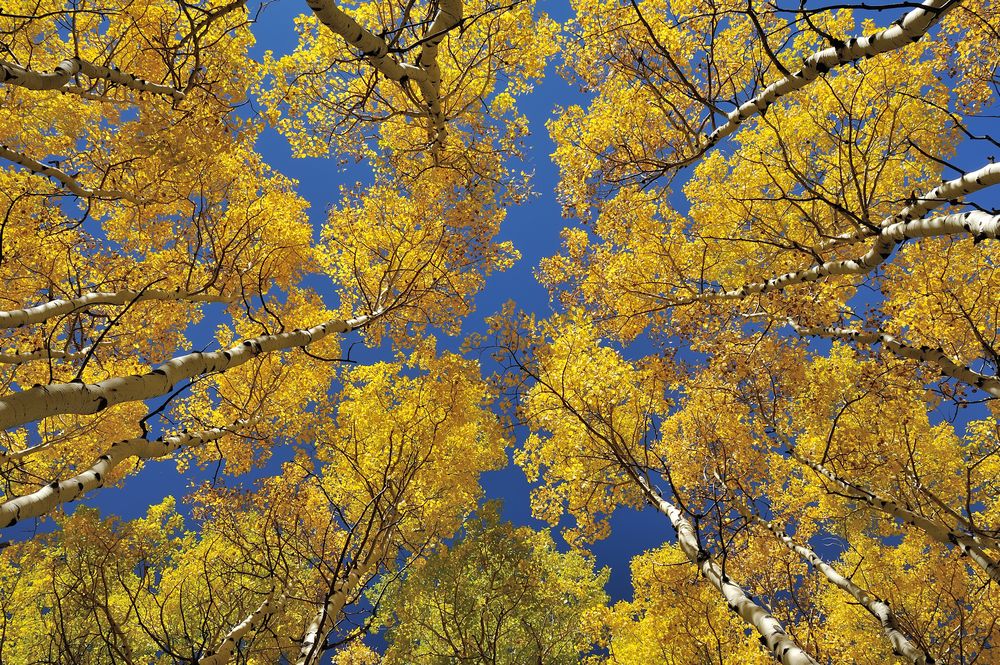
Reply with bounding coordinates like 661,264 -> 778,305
0,423 -> 241,527
0,57 -> 184,100
737,503 -> 931,664
0,289 -> 234,329
704,211 -> 999,299
790,320 -> 1000,398
199,592 -> 285,665
702,0 -> 957,153
791,449 -> 1000,583
635,477 -> 819,665
0,310 -> 380,431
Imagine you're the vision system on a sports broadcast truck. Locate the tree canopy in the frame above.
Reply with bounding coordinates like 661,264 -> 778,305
0,0 -> 998,662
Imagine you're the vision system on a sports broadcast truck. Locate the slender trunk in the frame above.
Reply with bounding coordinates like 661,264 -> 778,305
411,0 -> 462,148
791,449 -> 1000,583
304,0 -> 427,84
0,310 -> 379,431
0,347 -> 91,364
737,504 -> 931,664
911,479 -> 1000,551
821,163 -> 1000,250
199,592 -> 285,665
790,320 -> 1000,398
0,57 -> 184,101
303,0 -> 460,148
634,477 -> 819,665
700,0 -> 956,155
0,423 -> 240,527
703,211 -> 998,299
0,289 -> 235,329
296,535 -> 391,665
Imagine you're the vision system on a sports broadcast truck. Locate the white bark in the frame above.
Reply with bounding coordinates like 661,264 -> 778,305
911,479 -> 1000,551
0,423 -> 238,527
296,569 -> 365,665
296,535 -> 391,665
0,57 -> 185,101
411,0 -> 462,147
304,0 -> 460,148
821,163 -> 1000,250
791,450 -> 1000,583
0,144 -> 139,201
305,0 -> 423,83
0,289 -> 235,329
703,211 -> 999,300
0,310 -> 379,431
637,478 -> 818,665
790,320 -> 1000,399
200,592 -> 285,665
0,346 -> 91,364
738,506 -> 931,664
701,0 -> 956,154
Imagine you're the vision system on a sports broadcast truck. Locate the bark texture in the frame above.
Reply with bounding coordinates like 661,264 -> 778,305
0,347 -> 91,364
791,450 -> 1000,583
0,57 -> 185,100
304,0 -> 460,148
705,211 -> 998,299
199,592 -> 285,665
0,424 -> 238,527
0,144 -> 139,201
0,311 -> 378,431
637,478 -> 819,665
821,163 -> 1000,249
701,0 -> 956,155
790,320 -> 1000,398
737,504 -> 931,664
0,289 -> 235,329
296,534 -> 391,665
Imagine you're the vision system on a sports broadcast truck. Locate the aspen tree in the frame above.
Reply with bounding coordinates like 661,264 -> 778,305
379,503 -> 608,664
483,311 -> 821,664
0,349 -> 505,663
0,0 -> 550,530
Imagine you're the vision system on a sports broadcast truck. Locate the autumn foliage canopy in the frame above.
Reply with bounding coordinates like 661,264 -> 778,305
0,0 -> 998,662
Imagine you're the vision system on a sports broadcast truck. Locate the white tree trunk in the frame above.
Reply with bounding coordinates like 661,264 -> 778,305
296,534 -> 391,665
305,0 -> 422,82
0,310 -> 379,431
199,592 -> 285,665
738,505 -> 931,664
636,477 -> 819,665
911,478 -> 1000,551
303,0 -> 460,148
0,57 -> 185,101
703,211 -> 998,299
821,163 -> 1000,250
296,569 -> 365,665
790,320 -> 1000,398
701,0 -> 956,155
411,0 -> 461,147
791,450 -> 1000,583
0,289 -> 235,329
0,423 -> 240,527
